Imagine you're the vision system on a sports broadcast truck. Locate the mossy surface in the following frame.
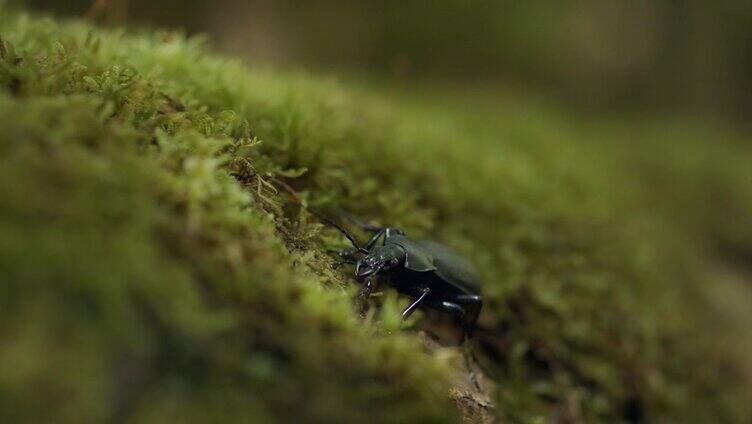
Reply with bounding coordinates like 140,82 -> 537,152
1,7 -> 751,423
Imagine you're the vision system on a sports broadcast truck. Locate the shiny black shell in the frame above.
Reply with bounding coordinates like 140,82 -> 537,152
384,234 -> 482,295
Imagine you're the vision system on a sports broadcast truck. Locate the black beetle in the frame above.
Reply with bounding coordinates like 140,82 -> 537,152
331,221 -> 483,341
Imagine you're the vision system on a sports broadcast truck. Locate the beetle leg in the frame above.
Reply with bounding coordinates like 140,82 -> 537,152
427,294 -> 482,342
333,246 -> 360,262
362,227 -> 407,250
439,301 -> 472,345
359,278 -> 374,299
401,286 -> 431,320
437,301 -> 466,321
362,229 -> 387,251
332,259 -> 356,269
449,294 -> 483,340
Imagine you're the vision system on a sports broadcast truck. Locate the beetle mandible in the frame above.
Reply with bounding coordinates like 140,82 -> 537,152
332,221 -> 483,341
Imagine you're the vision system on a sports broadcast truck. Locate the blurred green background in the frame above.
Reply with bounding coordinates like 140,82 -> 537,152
24,0 -> 752,273
22,0 -> 752,119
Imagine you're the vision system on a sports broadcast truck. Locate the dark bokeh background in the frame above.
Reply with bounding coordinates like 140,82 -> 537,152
23,0 -> 752,120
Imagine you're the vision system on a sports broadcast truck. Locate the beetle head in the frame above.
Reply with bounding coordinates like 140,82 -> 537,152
355,244 -> 406,279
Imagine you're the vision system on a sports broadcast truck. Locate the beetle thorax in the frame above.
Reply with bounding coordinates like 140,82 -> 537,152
355,244 -> 406,279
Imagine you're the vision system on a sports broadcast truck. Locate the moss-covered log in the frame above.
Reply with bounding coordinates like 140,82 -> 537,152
1,6 -> 751,423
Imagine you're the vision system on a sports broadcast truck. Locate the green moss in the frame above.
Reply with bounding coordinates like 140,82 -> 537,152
0,6 -> 750,423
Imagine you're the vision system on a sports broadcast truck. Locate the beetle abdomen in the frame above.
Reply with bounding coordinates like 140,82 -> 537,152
386,235 -> 482,295
417,240 -> 482,294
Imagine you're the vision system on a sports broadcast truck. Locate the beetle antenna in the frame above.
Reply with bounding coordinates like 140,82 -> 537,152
317,214 -> 369,254
343,214 -> 383,232
267,176 -> 368,254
